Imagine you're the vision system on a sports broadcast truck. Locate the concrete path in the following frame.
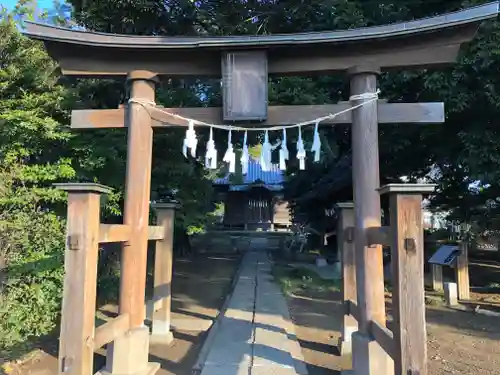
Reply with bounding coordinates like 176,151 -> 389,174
199,251 -> 308,375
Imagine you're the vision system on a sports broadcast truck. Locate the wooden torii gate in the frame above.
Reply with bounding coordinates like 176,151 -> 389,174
24,3 -> 499,375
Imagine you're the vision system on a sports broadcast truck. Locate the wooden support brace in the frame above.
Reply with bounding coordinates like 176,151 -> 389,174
370,321 -> 395,359
99,224 -> 131,243
346,300 -> 396,362
94,314 -> 130,350
148,225 -> 165,241
335,202 -> 358,356
345,300 -> 362,323
379,183 -> 436,375
366,226 -> 391,247
54,183 -> 112,375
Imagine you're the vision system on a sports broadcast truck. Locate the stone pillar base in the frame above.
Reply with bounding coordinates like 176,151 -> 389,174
352,332 -> 394,375
150,330 -> 174,345
150,318 -> 174,345
97,327 -> 160,375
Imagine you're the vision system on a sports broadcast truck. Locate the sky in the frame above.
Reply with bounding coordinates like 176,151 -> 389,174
2,0 -> 53,10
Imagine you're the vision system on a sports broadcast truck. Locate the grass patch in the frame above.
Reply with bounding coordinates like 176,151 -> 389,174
425,295 -> 445,306
272,265 -> 340,295
384,282 -> 392,293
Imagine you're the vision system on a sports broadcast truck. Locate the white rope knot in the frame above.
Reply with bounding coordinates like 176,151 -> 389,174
128,98 -> 157,107
349,89 -> 380,102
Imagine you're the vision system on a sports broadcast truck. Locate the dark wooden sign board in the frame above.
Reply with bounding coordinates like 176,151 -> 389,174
428,245 -> 460,267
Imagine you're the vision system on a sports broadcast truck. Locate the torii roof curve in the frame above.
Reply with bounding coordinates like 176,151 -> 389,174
23,2 -> 499,77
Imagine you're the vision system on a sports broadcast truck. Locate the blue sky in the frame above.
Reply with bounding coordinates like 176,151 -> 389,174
2,0 -> 53,9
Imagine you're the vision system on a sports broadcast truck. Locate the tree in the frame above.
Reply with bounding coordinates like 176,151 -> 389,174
0,12 -> 75,349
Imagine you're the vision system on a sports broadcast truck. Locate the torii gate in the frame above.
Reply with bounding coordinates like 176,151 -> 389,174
24,3 -> 499,375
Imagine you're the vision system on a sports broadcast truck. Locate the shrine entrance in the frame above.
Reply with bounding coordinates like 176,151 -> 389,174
24,3 -> 499,375
246,187 -> 273,229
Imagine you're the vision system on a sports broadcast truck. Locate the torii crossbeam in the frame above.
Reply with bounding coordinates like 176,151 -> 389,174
24,3 -> 499,375
70,102 -> 444,129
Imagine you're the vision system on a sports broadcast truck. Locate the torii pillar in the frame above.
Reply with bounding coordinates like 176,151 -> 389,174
105,70 -> 160,375
349,66 -> 393,375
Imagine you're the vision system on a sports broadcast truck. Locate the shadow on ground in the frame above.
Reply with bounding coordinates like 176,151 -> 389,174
3,254 -> 240,375
6,250 -> 500,375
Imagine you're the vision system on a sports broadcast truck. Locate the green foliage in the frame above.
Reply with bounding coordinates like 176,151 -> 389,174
0,209 -> 65,349
0,15 -> 73,349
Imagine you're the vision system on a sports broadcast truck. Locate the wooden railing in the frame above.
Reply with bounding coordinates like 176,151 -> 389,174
336,184 -> 435,375
54,183 -> 178,375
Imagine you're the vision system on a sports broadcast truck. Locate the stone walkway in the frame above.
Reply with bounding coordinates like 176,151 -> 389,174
199,251 -> 308,375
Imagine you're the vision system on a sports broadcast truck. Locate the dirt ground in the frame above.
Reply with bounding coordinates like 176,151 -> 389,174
283,253 -> 500,375
4,251 -> 500,375
2,254 -> 241,375
286,287 -> 500,375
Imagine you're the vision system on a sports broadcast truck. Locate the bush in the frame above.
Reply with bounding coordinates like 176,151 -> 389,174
0,208 -> 65,350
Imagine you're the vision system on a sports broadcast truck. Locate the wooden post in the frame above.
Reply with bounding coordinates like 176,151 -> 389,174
380,183 -> 436,375
120,70 -> 158,326
455,241 -> 470,300
349,67 -> 386,329
150,201 -> 179,344
54,183 -> 111,375
431,264 -> 443,292
335,202 -> 357,356
105,71 -> 160,375
349,66 -> 392,375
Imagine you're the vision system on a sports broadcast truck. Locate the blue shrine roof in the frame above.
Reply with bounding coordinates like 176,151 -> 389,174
213,159 -> 285,191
